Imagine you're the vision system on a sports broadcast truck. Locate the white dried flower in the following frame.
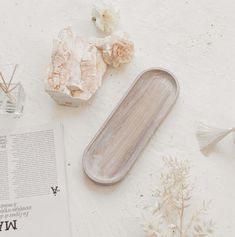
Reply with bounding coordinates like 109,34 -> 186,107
168,224 -> 176,229
92,2 -> 120,34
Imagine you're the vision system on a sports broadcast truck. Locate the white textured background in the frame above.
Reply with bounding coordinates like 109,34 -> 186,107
0,0 -> 235,236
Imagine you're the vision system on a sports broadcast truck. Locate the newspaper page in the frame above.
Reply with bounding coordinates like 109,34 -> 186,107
0,123 -> 71,237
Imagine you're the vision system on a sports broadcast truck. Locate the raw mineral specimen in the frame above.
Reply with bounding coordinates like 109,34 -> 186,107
46,27 -> 107,106
46,28 -> 134,106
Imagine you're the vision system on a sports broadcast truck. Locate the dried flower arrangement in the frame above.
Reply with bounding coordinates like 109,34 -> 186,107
144,157 -> 215,237
46,3 -> 134,106
0,64 -> 25,117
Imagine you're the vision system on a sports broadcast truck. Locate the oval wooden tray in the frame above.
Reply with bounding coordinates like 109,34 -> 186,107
83,68 -> 179,184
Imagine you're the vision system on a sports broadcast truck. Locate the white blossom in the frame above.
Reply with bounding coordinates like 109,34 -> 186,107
92,2 -> 120,34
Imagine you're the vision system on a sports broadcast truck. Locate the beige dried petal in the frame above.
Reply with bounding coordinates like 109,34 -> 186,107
101,32 -> 134,67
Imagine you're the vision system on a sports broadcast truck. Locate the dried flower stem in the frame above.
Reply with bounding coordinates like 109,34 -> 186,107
7,64 -> 18,90
0,64 -> 18,103
179,192 -> 184,237
0,73 -> 8,91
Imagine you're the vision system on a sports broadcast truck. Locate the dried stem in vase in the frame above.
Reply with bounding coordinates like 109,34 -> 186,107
0,64 -> 18,103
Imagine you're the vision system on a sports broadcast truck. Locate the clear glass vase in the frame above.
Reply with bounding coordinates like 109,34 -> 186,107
0,83 -> 25,118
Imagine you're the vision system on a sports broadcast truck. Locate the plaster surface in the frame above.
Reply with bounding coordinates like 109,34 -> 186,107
0,0 -> 235,236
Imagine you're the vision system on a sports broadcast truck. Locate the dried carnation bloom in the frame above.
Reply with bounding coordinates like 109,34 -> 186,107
90,32 -> 134,68
92,2 -> 120,34
103,35 -> 134,67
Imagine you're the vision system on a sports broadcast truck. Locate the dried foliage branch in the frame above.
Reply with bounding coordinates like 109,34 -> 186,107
144,157 -> 215,237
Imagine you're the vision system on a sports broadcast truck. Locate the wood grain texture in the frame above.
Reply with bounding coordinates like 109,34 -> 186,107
83,68 -> 179,184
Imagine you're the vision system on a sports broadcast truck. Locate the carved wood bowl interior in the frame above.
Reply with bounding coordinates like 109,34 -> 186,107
83,68 -> 179,184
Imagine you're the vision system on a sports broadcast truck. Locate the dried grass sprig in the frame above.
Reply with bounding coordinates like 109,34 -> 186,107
144,157 -> 215,237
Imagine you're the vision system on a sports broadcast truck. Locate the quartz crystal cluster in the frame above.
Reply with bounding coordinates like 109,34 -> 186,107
46,27 -> 107,106
46,27 -> 134,106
